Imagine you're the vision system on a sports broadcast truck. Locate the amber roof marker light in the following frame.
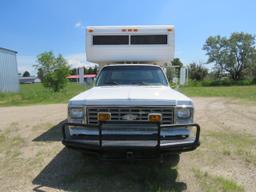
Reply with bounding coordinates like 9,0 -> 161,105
121,28 -> 138,32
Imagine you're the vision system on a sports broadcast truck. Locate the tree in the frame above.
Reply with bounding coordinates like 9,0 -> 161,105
171,58 -> 183,67
188,62 -> 208,81
87,67 -> 93,74
171,58 -> 183,78
69,68 -> 77,75
36,51 -> 70,92
22,71 -> 30,77
203,32 -> 256,80
37,68 -> 44,80
93,66 -> 98,74
84,67 -> 88,74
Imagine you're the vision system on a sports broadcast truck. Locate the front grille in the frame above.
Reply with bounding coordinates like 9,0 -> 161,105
87,106 -> 174,125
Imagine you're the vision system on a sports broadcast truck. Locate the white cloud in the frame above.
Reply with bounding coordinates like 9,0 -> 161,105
74,21 -> 85,29
66,53 -> 98,69
75,22 -> 82,28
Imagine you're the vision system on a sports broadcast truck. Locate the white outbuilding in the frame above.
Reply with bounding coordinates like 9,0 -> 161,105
0,47 -> 19,92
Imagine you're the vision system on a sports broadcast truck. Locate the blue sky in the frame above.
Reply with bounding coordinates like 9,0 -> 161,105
1,0 -> 256,74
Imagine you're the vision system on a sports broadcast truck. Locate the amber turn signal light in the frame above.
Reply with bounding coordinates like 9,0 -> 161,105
148,113 -> 162,122
97,112 -> 111,121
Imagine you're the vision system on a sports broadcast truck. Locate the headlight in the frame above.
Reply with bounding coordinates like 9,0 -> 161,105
69,107 -> 84,119
176,108 -> 191,119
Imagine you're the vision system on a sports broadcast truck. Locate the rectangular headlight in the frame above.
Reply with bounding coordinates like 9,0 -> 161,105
176,108 -> 192,119
69,107 -> 84,119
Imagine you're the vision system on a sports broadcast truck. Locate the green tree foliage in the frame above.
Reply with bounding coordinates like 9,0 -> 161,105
85,66 -> 98,74
36,51 -> 70,92
203,32 -> 256,80
84,67 -> 88,74
93,66 -> 98,74
70,66 -> 98,76
171,58 -> 183,67
87,67 -> 93,74
188,62 -> 208,81
37,68 -> 44,80
70,68 -> 77,75
22,71 -> 30,77
171,58 -> 183,78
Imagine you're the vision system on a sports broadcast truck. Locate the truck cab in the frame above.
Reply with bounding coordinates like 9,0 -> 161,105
62,25 -> 200,159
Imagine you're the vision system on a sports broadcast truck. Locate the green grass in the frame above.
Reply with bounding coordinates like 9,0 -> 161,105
0,83 -> 88,106
193,169 -> 244,192
178,85 -> 256,101
1,84 -> 256,106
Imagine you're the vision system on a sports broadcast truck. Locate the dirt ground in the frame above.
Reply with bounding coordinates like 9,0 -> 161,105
0,97 -> 255,192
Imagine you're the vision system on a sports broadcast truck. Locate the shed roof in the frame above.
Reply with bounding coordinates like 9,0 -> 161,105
0,47 -> 18,54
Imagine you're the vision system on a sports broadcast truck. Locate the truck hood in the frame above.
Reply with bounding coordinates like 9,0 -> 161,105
69,86 -> 192,106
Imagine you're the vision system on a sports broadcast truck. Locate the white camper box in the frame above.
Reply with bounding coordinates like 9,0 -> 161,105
86,25 -> 175,67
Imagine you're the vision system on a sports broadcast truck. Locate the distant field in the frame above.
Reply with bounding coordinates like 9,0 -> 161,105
179,85 -> 256,101
0,83 -> 87,106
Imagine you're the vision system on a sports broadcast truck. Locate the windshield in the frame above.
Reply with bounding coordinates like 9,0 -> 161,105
96,65 -> 168,86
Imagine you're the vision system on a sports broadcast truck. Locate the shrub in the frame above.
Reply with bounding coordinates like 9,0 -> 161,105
201,79 -> 255,86
188,63 -> 208,81
36,51 -> 70,92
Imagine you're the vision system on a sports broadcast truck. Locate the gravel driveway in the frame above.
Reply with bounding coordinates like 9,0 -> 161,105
0,98 -> 255,192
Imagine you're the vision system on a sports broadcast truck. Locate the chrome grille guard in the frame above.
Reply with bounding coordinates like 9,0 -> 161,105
62,121 -> 200,152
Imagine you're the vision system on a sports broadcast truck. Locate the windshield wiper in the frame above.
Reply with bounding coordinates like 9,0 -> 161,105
136,82 -> 149,85
135,82 -> 163,86
105,81 -> 119,85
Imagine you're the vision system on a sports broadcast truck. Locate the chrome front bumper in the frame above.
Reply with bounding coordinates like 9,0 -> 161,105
62,122 -> 200,154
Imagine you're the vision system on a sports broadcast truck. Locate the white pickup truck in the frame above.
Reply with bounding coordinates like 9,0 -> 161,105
62,25 -> 200,159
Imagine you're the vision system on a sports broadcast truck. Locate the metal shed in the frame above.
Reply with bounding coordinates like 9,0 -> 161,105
0,47 -> 19,92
